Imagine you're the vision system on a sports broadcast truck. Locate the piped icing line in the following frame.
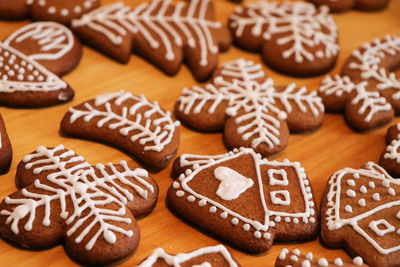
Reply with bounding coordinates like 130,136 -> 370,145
67,90 -> 180,152
229,2 -> 339,63
384,138 -> 400,163
0,145 -> 154,251
137,244 -> 238,267
325,161 -> 400,255
0,42 -> 67,93
177,59 -> 324,149
71,0 -> 222,66
3,22 -> 74,61
174,147 -> 317,238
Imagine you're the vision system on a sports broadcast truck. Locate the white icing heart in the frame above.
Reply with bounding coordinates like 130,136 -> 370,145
214,166 -> 254,201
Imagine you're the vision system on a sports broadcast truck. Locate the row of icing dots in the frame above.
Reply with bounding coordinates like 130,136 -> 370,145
26,0 -> 96,17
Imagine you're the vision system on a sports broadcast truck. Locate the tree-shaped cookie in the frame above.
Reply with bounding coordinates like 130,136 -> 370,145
379,122 -> 400,177
228,1 -> 339,76
0,145 -> 158,265
175,59 -> 324,157
137,244 -> 239,267
321,162 -> 400,267
70,0 -> 231,82
318,35 -> 400,131
0,113 -> 12,174
308,0 -> 390,13
168,147 -> 318,253
0,0 -> 100,25
276,248 -> 367,267
61,90 -> 180,170
0,22 -> 82,106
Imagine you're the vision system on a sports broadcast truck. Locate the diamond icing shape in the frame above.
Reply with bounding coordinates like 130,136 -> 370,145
268,169 -> 289,186
270,190 -> 290,206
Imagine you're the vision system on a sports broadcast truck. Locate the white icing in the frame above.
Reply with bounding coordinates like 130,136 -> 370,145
177,59 -> 324,150
214,166 -> 254,201
0,145 -> 154,250
137,245 -> 238,267
345,205 -> 352,213
270,190 -> 291,206
384,138 -> 400,163
174,147 -> 316,239
68,90 -> 180,152
279,248 -> 288,260
268,169 -> 289,186
26,0 -> 97,18
334,258 -> 343,266
353,256 -> 363,266
346,189 -> 356,198
358,198 -> 366,207
71,0 -> 221,67
0,42 -> 67,94
229,2 -> 338,63
369,219 -> 395,236
318,258 -> 328,266
325,161 -> 400,255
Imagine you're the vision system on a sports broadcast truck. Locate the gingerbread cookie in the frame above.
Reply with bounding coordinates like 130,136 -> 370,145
61,90 -> 180,170
321,161 -> 400,267
137,244 -> 239,267
379,122 -> 400,177
276,248 -> 367,267
308,0 -> 389,13
0,22 -> 81,107
71,0 -> 231,82
0,145 -> 158,265
168,148 -> 318,253
175,59 -> 324,157
318,36 -> 400,131
229,2 -> 339,77
0,0 -> 100,25
0,113 -> 12,174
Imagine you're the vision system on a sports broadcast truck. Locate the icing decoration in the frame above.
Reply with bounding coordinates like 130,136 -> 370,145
318,36 -> 400,130
176,59 -> 324,157
170,147 -> 317,250
0,145 -> 155,251
229,2 -> 338,63
0,42 -> 68,94
214,166 -> 254,200
3,22 -> 74,61
71,0 -> 228,81
67,90 -> 180,152
137,244 -> 238,267
276,248 -> 368,267
324,161 -> 400,255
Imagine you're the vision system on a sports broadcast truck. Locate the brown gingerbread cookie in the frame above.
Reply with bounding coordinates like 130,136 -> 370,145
321,161 -> 400,267
71,0 -> 231,82
379,122 -> 400,177
318,36 -> 400,131
168,148 -> 318,253
175,59 -> 324,157
137,244 -> 239,267
308,0 -> 389,13
0,145 -> 158,265
229,2 -> 339,77
0,113 -> 12,174
61,90 -> 180,170
0,22 -> 81,107
276,248 -> 367,267
0,0 -> 100,25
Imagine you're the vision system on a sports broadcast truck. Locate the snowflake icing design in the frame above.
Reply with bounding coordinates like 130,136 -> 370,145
0,145 -> 157,262
176,59 -> 324,156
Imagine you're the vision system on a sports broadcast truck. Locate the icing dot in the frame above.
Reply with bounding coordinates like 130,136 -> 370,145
285,217 -> 291,223
353,173 -> 360,179
198,199 -> 206,206
104,230 -> 116,244
185,169 -> 192,175
209,206 -> 217,213
7,70 -> 14,76
369,181 -> 375,188
360,186 -> 367,193
346,189 -> 356,197
4,51 -> 9,57
33,70 -> 39,76
48,6 -> 56,14
275,216 -> 281,222
345,205 -> 352,213
358,198 -> 366,207
27,64 -> 33,71
18,68 -> 25,74
382,180 -> 390,188
347,179 -> 356,186
17,74 -> 24,80
302,217 -> 309,223
187,195 -> 195,202
293,218 -> 299,224
316,51 -> 324,58
309,217 -> 316,223
74,6 -> 82,14
21,61 -> 26,66
279,248 -> 288,260
176,190 -> 184,197
27,75 -> 34,81
310,201 -> 315,207
388,188 -> 395,196
172,181 -> 180,189
306,252 -> 313,260
220,212 -> 228,219
293,249 -> 300,255
2,75 -> 7,80
243,224 -> 250,231
396,211 -> 400,219
318,258 -> 328,266
38,75 -> 44,81
13,64 -> 19,69
61,9 -> 69,16
84,1 -> 92,9
254,231 -> 261,238
334,258 -> 343,266
263,232 -> 271,239
373,193 -> 380,201
269,221 -> 275,227
353,256 -> 363,266
302,260 -> 311,267
290,255 -> 298,262
38,0 -> 45,6
231,218 -> 239,225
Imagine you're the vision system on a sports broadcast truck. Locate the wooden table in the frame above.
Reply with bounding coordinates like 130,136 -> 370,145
0,0 -> 399,266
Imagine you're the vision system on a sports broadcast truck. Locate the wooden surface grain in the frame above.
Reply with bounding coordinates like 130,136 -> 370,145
0,0 -> 400,266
